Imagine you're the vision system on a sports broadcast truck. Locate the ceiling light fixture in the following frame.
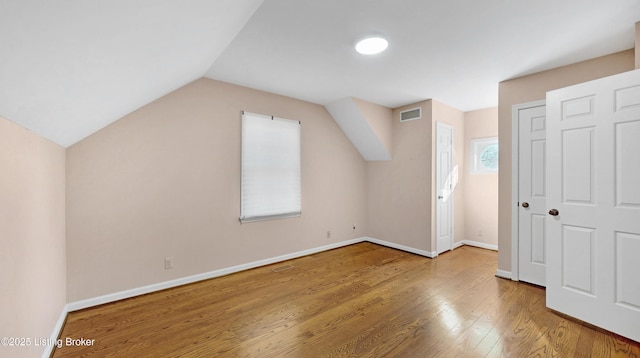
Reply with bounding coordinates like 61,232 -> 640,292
355,36 -> 388,55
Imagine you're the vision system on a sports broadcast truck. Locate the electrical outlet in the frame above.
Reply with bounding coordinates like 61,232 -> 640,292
326,230 -> 331,239
164,257 -> 173,270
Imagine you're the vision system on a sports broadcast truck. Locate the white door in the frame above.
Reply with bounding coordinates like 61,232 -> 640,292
517,104 -> 547,287
546,69 -> 640,342
436,122 -> 454,255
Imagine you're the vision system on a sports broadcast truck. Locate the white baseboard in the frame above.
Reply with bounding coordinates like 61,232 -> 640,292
495,269 -> 512,280
364,237 -> 436,258
55,236 -> 492,349
453,241 -> 464,250
65,237 -> 503,314
462,240 -> 498,251
67,237 -> 438,312
67,238 -> 365,312
42,304 -> 69,358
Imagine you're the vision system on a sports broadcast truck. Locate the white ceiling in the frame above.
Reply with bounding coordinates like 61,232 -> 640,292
0,0 -> 263,147
1,0 -> 639,147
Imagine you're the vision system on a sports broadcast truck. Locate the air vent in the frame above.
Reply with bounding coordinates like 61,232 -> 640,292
400,108 -> 421,122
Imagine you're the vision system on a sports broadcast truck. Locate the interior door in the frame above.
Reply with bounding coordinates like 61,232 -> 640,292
546,69 -> 640,342
518,104 -> 547,287
436,122 -> 454,255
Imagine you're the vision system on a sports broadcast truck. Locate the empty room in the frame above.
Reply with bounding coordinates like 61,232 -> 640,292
1,1 -> 639,357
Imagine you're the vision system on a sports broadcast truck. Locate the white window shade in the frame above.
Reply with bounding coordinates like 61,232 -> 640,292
241,111 -> 301,223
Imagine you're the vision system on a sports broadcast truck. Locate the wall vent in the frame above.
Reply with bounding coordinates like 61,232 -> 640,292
400,107 -> 421,122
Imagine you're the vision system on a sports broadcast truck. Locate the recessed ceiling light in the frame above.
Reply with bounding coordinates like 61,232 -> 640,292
355,36 -> 388,55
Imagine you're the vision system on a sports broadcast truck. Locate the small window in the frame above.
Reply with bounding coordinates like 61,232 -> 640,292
240,111 -> 301,223
470,137 -> 498,174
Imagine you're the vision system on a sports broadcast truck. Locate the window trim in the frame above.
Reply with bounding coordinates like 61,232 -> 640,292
470,137 -> 499,174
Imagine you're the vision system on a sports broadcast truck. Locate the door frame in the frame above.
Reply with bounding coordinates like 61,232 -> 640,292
435,121 -> 455,255
511,100 -> 546,282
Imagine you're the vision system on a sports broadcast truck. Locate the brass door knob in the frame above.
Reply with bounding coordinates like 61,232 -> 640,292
522,202 -> 529,208
548,209 -> 559,216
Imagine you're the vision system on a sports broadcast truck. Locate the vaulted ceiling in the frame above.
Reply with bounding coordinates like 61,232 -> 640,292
1,0 -> 638,147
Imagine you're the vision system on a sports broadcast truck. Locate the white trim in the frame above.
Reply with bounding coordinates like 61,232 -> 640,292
452,241 -> 464,250
41,304 -> 69,358
511,100 -> 546,282
68,238 -> 364,311
65,237 -> 441,313
495,270 -> 513,280
462,240 -> 498,251
365,237 -> 436,258
470,137 -> 499,174
52,237 -> 495,352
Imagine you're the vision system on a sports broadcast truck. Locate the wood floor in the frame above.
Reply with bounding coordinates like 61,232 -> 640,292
53,243 -> 640,357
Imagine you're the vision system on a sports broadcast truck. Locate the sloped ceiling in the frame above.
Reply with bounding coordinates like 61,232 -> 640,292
325,98 -> 391,161
0,0 -> 263,147
1,0 -> 639,147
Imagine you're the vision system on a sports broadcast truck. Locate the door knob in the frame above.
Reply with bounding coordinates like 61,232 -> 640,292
548,209 -> 559,216
522,202 -> 529,208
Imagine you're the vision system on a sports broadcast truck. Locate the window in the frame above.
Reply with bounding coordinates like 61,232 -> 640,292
470,137 -> 498,174
240,111 -> 301,223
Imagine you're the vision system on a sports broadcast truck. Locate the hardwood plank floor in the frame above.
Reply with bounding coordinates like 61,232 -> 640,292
53,243 -> 640,357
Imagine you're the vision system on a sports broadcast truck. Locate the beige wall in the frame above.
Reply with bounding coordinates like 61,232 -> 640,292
66,78 -> 368,301
497,49 -> 635,272
367,101 -> 433,252
0,116 -> 66,357
431,101 -> 466,249
353,98 -> 393,156
366,99 -> 466,254
464,108 -> 499,247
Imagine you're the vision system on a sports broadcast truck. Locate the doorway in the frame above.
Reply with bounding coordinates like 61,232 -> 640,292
436,122 -> 454,255
511,100 -> 547,286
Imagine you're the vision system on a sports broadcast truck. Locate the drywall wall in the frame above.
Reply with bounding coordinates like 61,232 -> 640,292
65,78 -> 368,302
497,49 -> 635,273
367,101 -> 433,253
0,116 -> 66,358
431,101 -> 466,250
366,99 -> 466,255
464,108 -> 499,248
352,98 -> 393,157
324,98 -> 391,160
